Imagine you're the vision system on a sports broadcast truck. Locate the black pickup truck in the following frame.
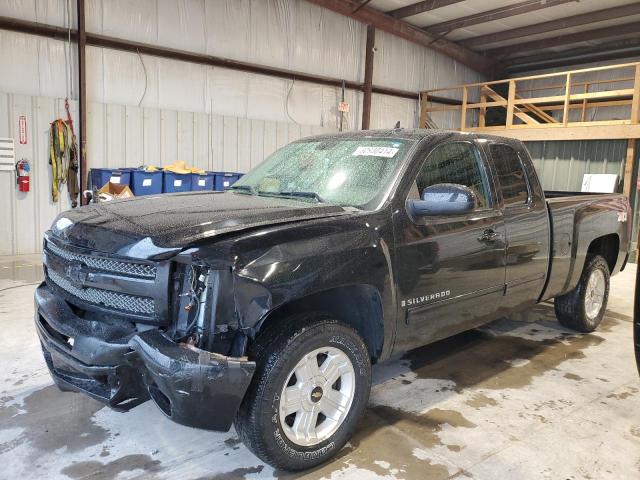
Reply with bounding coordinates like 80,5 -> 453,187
36,129 -> 630,471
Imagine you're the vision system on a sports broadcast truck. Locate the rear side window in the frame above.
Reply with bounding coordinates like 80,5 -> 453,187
416,142 -> 490,209
490,144 -> 530,206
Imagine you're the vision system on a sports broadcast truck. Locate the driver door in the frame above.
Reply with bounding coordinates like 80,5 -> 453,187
392,141 -> 506,352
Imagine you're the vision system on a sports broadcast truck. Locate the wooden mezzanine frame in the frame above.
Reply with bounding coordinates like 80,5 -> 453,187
420,62 -> 640,198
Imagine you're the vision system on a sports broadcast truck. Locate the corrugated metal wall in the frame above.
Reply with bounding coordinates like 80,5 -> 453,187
0,94 -> 76,256
0,91 -> 335,256
526,140 -> 627,192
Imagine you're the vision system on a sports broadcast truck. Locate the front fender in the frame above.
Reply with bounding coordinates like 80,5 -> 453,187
230,210 -> 397,357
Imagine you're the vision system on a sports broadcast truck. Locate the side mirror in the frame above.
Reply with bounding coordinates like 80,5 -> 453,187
408,183 -> 477,216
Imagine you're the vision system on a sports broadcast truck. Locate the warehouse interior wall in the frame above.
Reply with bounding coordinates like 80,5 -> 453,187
0,0 -> 484,255
526,140 -> 628,192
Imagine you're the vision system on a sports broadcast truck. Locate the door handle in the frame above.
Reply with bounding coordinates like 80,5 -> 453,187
478,229 -> 500,243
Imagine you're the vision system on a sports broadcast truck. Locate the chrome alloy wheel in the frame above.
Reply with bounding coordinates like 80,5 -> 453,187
585,268 -> 606,320
279,346 -> 356,447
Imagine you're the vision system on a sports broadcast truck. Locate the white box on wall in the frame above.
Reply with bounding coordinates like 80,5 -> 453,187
0,137 -> 15,171
581,174 -> 619,193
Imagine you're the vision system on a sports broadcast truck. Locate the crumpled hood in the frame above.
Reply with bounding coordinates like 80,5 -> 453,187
49,191 -> 349,260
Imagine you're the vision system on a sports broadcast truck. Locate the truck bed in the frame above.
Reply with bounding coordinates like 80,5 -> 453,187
542,191 -> 630,302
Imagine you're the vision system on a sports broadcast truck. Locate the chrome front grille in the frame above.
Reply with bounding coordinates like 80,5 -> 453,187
47,269 -> 155,316
46,241 -> 156,279
43,238 -> 161,319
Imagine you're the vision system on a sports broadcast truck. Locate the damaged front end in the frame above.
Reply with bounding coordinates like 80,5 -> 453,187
36,235 -> 256,431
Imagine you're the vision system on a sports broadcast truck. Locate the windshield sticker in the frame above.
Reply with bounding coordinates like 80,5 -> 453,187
353,146 -> 399,158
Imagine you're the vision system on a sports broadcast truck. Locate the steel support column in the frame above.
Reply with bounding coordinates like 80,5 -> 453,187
77,0 -> 88,205
362,25 -> 375,130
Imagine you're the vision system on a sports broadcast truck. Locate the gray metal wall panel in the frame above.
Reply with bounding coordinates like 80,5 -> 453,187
525,140 -> 627,192
0,92 -> 338,256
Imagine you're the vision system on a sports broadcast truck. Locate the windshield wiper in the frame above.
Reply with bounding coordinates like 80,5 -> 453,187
230,185 -> 256,195
277,191 -> 325,203
232,186 -> 325,203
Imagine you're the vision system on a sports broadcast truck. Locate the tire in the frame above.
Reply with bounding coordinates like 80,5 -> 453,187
554,254 -> 610,333
235,313 -> 371,471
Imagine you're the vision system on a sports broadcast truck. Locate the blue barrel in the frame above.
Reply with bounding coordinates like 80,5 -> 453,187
162,172 -> 192,193
214,172 -> 242,191
191,172 -> 215,191
90,168 -> 131,190
131,170 -> 163,196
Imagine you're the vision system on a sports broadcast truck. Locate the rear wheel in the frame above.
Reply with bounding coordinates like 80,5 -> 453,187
235,313 -> 371,471
554,254 -> 610,333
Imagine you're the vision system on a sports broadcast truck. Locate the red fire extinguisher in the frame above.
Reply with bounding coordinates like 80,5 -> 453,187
16,159 -> 30,192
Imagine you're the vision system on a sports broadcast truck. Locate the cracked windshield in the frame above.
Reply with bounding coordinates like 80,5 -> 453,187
231,138 -> 414,208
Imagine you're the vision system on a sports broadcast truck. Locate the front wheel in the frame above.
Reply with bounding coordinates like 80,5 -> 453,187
554,254 -> 610,333
235,314 -> 371,471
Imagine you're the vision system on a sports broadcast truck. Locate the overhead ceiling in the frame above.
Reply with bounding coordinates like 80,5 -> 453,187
362,0 -> 640,72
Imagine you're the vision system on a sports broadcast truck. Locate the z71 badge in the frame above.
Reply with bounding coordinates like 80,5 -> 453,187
402,290 -> 451,308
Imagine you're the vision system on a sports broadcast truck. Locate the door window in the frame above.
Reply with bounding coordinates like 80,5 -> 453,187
490,144 -> 530,206
414,142 -> 491,210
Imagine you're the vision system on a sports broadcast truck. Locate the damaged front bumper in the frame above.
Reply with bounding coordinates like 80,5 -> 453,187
35,283 -> 256,431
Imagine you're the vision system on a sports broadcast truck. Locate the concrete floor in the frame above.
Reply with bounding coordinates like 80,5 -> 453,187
1,255 -> 639,480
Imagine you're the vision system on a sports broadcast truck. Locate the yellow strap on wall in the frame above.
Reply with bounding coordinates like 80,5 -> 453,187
49,124 -> 59,202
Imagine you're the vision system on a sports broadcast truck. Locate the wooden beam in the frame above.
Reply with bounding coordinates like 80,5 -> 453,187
425,61 -> 640,93
541,100 -> 633,111
304,0 -> 495,74
581,83 -> 589,122
465,123 -> 640,141
510,90 -> 635,105
624,139 -> 636,198
632,64 -> 640,124
387,0 -> 464,19
563,73 -> 572,126
77,0 -> 88,206
428,0 -> 576,35
362,25 -> 375,130
479,89 -> 487,128
505,39 -> 640,73
506,80 -> 515,128
460,3 -> 640,48
460,86 -> 468,130
486,22 -> 640,59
